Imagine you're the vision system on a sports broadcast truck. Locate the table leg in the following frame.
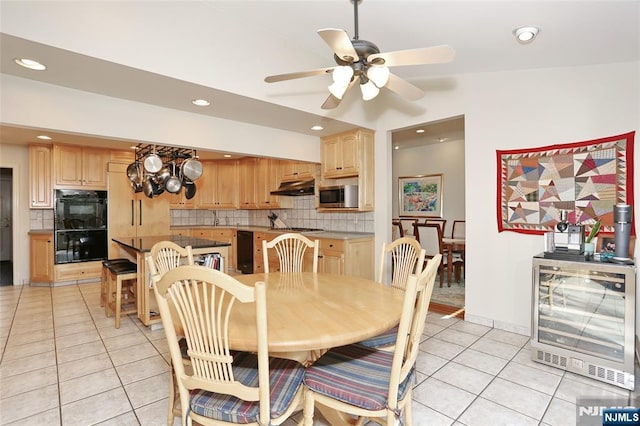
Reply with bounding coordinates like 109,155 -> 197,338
447,245 -> 453,287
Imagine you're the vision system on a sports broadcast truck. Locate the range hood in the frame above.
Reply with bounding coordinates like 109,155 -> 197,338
270,179 -> 315,196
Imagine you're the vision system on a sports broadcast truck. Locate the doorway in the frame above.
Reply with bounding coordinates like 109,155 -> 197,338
391,116 -> 465,316
0,167 -> 13,286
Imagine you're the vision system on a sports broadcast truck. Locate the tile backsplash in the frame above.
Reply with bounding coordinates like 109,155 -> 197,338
29,209 -> 54,230
170,195 -> 374,232
31,196 -> 375,233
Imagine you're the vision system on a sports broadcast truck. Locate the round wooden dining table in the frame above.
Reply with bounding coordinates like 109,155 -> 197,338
230,272 -> 405,364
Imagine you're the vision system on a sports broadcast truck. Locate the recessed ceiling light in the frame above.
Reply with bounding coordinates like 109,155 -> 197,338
394,145 -> 399,150
311,125 -> 324,131
513,26 -> 540,44
223,154 -> 232,158
36,135 -> 52,140
415,129 -> 425,134
14,58 -> 46,71
192,99 -> 211,107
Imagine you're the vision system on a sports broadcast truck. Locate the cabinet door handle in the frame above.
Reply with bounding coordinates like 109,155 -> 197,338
131,200 -> 135,226
139,200 -> 142,226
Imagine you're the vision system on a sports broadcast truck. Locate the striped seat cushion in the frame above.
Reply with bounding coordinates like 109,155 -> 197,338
357,325 -> 398,348
189,352 -> 304,423
303,344 -> 415,411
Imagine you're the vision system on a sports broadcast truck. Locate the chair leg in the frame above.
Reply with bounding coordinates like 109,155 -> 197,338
303,388 -> 314,426
115,275 -> 123,329
168,363 -> 177,426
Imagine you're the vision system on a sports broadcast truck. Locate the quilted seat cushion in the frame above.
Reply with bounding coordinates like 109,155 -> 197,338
357,325 -> 398,348
189,352 -> 304,423
303,343 -> 415,411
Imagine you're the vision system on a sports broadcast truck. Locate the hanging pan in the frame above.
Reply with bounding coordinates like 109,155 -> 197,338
181,151 -> 202,181
143,146 -> 162,173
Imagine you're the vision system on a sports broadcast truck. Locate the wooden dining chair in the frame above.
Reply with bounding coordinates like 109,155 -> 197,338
398,218 -> 418,238
147,240 -> 195,426
413,222 -> 446,286
425,217 -> 447,236
153,265 -> 305,426
391,219 -> 403,239
263,232 -> 319,273
358,237 -> 425,350
302,254 -> 441,426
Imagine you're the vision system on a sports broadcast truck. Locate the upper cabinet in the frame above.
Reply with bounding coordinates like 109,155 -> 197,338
320,129 -> 374,211
256,159 -> 293,209
53,144 -> 108,189
198,160 -> 239,209
238,157 -> 258,209
29,145 -> 53,209
281,161 -> 316,182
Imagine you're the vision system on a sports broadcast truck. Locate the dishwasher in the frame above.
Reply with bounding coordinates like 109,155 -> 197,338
236,230 -> 254,274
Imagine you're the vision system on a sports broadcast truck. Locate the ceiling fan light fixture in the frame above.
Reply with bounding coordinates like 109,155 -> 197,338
328,82 -> 349,99
360,80 -> 379,101
513,26 -> 539,44
367,66 -> 390,88
332,65 -> 354,85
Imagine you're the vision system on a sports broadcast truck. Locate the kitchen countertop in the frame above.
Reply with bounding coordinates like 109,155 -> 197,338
172,225 -> 373,240
112,235 -> 231,253
29,229 -> 54,234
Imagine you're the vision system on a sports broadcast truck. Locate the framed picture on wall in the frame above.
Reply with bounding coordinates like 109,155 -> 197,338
398,174 -> 444,217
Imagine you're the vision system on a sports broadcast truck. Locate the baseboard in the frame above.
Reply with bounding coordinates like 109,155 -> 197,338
428,302 -> 465,319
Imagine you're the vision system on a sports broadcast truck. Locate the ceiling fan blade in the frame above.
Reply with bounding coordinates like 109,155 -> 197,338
385,73 -> 425,101
265,67 -> 335,83
318,28 -> 359,62
368,45 -> 455,67
321,94 -> 342,110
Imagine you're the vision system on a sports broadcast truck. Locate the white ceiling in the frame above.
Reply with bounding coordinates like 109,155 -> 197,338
0,1 -> 638,152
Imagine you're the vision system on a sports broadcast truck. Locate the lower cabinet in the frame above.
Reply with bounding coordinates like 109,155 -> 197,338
318,237 -> 374,279
54,261 -> 102,282
30,233 -> 54,283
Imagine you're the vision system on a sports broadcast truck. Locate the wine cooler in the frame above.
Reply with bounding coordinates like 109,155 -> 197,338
531,255 -> 637,390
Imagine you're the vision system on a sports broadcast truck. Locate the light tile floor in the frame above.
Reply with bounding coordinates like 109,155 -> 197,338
1,282 -> 638,425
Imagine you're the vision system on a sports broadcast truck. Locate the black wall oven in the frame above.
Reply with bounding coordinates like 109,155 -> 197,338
54,189 -> 108,264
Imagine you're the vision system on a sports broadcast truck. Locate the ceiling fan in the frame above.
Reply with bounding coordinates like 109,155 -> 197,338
264,0 -> 455,110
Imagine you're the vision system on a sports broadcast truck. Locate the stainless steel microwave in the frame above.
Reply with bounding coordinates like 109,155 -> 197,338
318,185 -> 358,208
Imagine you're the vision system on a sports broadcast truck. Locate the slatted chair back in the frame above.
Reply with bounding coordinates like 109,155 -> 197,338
262,233 -> 319,273
147,241 -> 194,278
377,237 -> 426,291
153,265 -> 303,425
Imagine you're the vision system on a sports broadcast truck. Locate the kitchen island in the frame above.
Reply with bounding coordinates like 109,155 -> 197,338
112,235 -> 231,326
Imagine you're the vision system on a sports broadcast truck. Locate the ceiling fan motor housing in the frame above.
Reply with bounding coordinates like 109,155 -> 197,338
334,38 -> 381,70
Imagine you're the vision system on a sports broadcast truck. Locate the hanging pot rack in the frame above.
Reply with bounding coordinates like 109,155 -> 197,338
128,143 -> 202,198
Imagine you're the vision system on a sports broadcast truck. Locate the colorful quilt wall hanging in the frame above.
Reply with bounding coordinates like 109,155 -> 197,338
497,131 -> 635,235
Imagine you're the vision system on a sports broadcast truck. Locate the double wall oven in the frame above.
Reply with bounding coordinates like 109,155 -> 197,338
54,189 -> 108,264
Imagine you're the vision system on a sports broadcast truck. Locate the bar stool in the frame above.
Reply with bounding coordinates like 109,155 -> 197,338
100,258 -> 130,307
105,261 -> 138,328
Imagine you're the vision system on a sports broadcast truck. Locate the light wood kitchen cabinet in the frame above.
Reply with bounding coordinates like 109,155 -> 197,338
321,133 -> 359,178
238,158 -> 258,209
319,129 -> 375,211
170,228 -> 191,237
256,158 -> 293,209
53,144 -> 108,189
252,232 -> 269,273
54,261 -> 101,282
281,161 -> 317,182
29,145 -> 53,209
107,162 -> 170,258
169,188 -> 197,208
30,232 -> 54,283
197,160 -> 238,209
192,228 -> 237,271
317,236 -> 374,279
